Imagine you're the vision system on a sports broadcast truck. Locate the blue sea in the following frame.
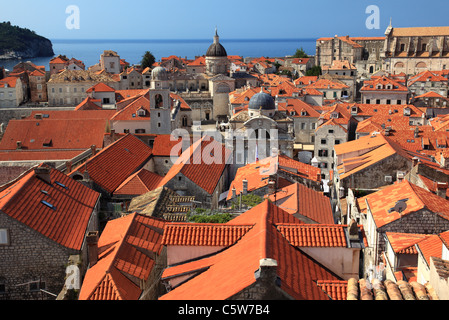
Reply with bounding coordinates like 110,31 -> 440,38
0,38 -> 317,71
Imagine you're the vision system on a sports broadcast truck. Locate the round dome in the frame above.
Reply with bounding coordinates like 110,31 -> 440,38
206,43 -> 228,57
249,92 -> 275,110
151,66 -> 168,80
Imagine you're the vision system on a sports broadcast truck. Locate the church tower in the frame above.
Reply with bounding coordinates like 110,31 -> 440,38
150,66 -> 172,135
206,28 -> 229,76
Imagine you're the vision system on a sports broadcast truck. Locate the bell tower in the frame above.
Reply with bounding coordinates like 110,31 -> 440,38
150,66 -> 172,135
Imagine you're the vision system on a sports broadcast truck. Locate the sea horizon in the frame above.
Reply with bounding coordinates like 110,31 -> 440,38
1,38 -> 318,71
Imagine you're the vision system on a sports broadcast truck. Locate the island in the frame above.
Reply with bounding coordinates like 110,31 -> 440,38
0,21 -> 54,60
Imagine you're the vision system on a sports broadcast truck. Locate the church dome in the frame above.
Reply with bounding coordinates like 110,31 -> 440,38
151,66 -> 168,80
206,28 -> 227,57
249,91 -> 275,110
206,43 -> 227,57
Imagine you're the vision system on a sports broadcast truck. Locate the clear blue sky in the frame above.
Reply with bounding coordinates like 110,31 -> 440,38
1,0 -> 449,40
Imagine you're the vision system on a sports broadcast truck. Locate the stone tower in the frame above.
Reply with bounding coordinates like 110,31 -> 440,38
150,66 -> 172,135
206,28 -> 229,76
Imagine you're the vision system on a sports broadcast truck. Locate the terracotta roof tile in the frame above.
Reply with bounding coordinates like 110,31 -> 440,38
71,134 -> 153,194
158,136 -> 231,195
162,224 -> 253,246
268,183 -> 334,224
321,278 -> 439,300
78,213 -> 166,300
385,232 -> 430,254
0,164 -> 100,250
0,118 -> 108,151
358,180 -> 449,228
276,224 -> 347,247
113,169 -> 164,196
160,200 -> 340,300
227,155 -> 321,200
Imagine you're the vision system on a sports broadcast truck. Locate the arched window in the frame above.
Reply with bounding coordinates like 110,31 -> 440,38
416,62 -> 427,69
155,94 -> 163,108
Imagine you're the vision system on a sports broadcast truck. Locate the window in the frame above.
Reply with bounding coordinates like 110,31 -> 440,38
328,129 -> 334,134
135,129 -> 146,134
301,123 -> 306,130
318,150 -> 328,157
335,139 -> 341,145
0,229 -> 9,245
376,99 -> 381,104
386,99 -> 391,105
29,281 -> 46,292
397,100 -> 402,105
366,99 -> 371,104
321,139 -> 327,145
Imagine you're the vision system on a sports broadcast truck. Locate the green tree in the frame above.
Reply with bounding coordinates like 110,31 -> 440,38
293,47 -> 309,58
306,66 -> 322,76
141,51 -> 156,69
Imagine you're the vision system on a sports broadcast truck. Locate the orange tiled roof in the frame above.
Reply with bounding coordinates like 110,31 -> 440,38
74,97 -> 102,110
294,76 -> 318,86
152,134 -> 186,157
385,232 -> 430,254
0,118 -> 108,151
415,234 -> 443,266
358,180 -> 449,228
71,134 -> 153,194
86,82 -> 116,93
0,164 -> 100,250
276,224 -> 347,247
0,76 -> 19,88
113,168 -> 164,196
306,78 -> 349,90
162,224 -> 253,246
158,136 -> 231,195
110,95 -> 150,121
277,98 -> 321,118
408,70 -> 448,86
414,91 -> 448,100
160,200 -> 341,300
227,155 -> 321,200
267,183 -> 334,224
317,36 -> 363,48
0,150 -> 86,162
391,26 -> 449,37
361,76 -> 409,92
319,278 -> 439,300
78,213 -> 166,300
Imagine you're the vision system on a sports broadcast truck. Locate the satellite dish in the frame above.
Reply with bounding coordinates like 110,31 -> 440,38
388,199 -> 408,214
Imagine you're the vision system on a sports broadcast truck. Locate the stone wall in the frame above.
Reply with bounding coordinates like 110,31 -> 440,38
340,153 -> 411,191
0,214 -> 78,300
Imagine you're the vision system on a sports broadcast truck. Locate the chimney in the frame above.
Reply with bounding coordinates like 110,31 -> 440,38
90,145 -> 97,156
436,182 -> 448,199
412,157 -> 420,168
255,258 -> 280,288
242,179 -> 248,195
86,231 -> 99,267
66,161 -> 72,173
348,219 -> 359,241
34,166 -> 52,184
16,141 -> 22,149
414,127 -> 420,138
232,186 -> 236,199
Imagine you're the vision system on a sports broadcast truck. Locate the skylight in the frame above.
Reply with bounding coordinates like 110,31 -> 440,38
41,200 -> 56,210
55,181 -> 68,189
